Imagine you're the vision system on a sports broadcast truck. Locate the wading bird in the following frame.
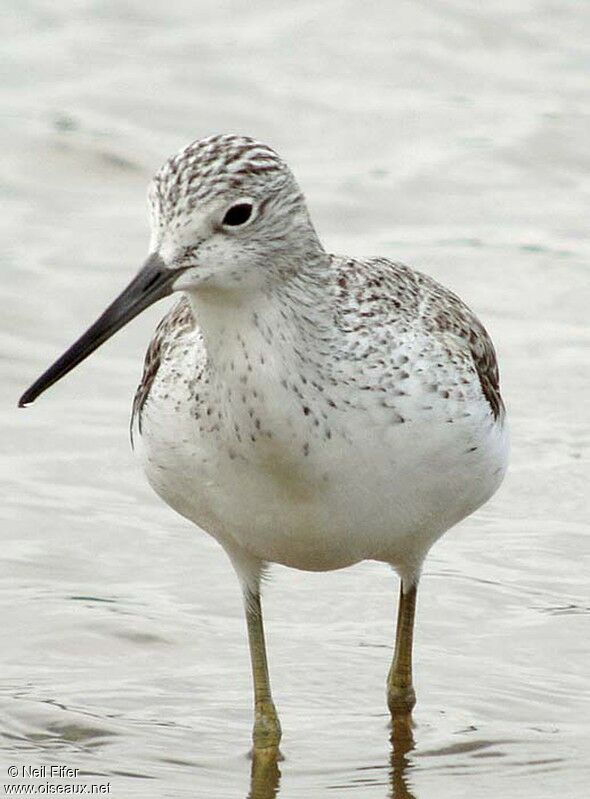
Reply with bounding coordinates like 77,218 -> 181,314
20,134 -> 508,753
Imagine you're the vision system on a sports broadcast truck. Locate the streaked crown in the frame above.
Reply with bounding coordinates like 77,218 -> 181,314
149,134 -> 295,230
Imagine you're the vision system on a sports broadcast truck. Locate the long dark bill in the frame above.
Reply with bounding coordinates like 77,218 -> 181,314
19,253 -> 179,408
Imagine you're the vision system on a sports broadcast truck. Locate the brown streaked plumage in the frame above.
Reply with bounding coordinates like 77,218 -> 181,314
133,254 -> 504,442
131,296 -> 194,437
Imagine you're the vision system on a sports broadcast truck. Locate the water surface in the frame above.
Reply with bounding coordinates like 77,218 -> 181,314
2,2 -> 589,797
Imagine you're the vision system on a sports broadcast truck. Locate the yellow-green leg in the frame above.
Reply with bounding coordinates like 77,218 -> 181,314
387,581 -> 418,718
245,590 -> 282,753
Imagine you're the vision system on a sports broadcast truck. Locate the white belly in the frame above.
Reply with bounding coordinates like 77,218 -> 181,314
134,376 -> 508,582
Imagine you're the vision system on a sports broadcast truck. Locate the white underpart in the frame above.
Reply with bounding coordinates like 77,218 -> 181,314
134,268 -> 508,593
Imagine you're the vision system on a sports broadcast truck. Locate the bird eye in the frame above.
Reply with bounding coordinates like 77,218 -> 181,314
222,202 -> 254,227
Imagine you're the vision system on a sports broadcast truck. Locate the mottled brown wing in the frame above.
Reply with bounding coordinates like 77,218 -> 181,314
419,276 -> 505,420
465,319 -> 504,420
131,297 -> 195,441
334,257 -> 504,421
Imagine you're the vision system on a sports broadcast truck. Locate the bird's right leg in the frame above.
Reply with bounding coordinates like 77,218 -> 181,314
387,579 -> 418,718
244,588 -> 282,753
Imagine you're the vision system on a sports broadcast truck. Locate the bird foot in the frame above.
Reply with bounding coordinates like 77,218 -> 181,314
387,682 -> 416,719
252,700 -> 282,753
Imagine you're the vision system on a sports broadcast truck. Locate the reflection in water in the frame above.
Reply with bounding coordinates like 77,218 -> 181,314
247,748 -> 281,799
389,718 -> 417,799
243,721 -> 416,799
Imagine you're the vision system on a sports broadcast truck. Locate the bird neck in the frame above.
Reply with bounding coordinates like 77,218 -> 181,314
185,252 -> 334,389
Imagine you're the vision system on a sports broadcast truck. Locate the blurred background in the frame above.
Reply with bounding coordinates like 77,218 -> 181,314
1,1 -> 589,797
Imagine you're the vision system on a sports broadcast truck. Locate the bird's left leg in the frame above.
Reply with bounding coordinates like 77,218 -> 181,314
387,579 -> 418,718
244,588 -> 282,753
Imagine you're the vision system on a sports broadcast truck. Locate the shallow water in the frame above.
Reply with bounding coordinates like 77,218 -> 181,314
2,1 -> 589,797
